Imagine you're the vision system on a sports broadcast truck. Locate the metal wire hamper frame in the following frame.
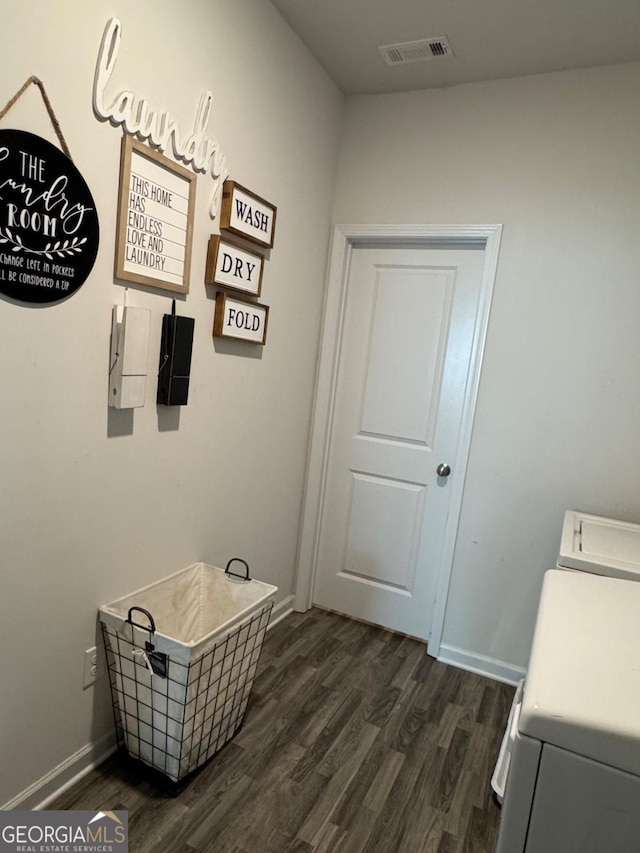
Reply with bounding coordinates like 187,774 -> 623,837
101,599 -> 273,782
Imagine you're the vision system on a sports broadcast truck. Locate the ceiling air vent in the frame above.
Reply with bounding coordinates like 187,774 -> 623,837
378,37 -> 454,67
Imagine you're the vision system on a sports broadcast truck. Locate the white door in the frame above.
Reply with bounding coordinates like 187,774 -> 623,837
312,243 -> 486,641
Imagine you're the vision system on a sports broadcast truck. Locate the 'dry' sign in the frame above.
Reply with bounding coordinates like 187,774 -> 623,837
205,234 -> 264,296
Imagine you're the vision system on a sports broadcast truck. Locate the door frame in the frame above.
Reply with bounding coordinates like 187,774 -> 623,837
294,223 -> 502,658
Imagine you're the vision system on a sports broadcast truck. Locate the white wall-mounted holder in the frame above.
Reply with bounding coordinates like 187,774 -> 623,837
109,304 -> 151,409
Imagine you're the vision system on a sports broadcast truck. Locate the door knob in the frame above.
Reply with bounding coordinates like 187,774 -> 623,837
436,463 -> 451,477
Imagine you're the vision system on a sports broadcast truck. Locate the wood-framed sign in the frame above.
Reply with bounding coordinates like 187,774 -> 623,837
115,135 -> 196,294
205,234 -> 264,296
220,180 -> 276,249
213,292 -> 269,345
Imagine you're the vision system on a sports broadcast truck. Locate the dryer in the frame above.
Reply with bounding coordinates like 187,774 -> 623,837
493,510 -> 640,853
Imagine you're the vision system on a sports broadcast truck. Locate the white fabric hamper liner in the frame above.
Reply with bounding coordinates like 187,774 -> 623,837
100,561 -> 277,782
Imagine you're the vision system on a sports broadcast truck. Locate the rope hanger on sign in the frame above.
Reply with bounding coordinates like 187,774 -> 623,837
0,75 -> 73,161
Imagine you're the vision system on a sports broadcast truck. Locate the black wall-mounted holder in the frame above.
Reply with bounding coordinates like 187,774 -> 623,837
157,301 -> 195,406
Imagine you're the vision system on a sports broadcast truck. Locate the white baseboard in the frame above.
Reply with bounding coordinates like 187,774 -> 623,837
438,643 -> 526,686
268,594 -> 295,630
2,731 -> 118,811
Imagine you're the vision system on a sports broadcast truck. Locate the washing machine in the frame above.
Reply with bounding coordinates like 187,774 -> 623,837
558,509 -> 640,581
493,510 -> 640,853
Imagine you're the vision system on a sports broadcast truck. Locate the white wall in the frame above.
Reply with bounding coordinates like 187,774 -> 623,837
332,62 -> 640,674
0,0 -> 343,806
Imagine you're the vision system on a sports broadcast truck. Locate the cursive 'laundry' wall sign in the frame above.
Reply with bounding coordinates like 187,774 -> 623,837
93,18 -> 230,220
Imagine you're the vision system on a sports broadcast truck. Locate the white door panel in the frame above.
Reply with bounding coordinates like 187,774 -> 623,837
313,245 -> 485,641
342,472 -> 425,591
359,266 -> 452,444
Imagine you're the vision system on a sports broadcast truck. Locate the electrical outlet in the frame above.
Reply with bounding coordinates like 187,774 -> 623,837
83,646 -> 99,689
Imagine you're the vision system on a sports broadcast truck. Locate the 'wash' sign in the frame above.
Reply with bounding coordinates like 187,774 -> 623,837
220,181 -> 276,249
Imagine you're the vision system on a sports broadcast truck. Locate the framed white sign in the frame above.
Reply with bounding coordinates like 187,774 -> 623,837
220,181 -> 276,249
213,292 -> 269,345
115,135 -> 196,293
205,234 -> 264,296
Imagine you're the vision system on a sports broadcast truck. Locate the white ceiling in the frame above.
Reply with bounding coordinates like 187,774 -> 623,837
269,0 -> 640,95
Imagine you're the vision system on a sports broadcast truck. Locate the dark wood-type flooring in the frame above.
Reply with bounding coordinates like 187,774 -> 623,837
53,608 -> 513,852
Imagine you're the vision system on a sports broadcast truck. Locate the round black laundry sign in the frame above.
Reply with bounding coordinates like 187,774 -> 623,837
0,129 -> 99,303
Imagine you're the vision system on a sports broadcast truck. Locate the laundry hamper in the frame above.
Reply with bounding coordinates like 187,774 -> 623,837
99,559 -> 277,782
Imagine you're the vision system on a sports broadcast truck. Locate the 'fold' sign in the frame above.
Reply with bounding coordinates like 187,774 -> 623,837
213,292 -> 269,345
